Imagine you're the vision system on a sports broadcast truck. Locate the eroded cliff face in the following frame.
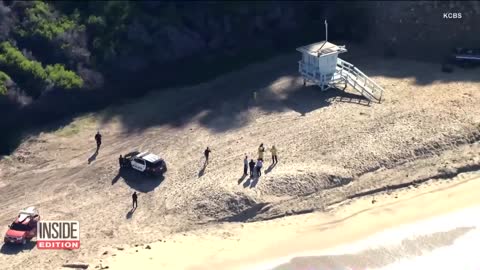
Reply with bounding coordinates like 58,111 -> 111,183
117,1 -> 479,67
107,2 -> 350,74
102,2 -> 378,95
112,3 -> 301,72
369,1 -> 480,60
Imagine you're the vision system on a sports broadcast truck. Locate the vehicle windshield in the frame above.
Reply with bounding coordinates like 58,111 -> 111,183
10,222 -> 30,231
147,160 -> 164,168
125,151 -> 140,158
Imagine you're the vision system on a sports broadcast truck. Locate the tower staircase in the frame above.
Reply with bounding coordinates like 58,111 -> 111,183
333,58 -> 384,103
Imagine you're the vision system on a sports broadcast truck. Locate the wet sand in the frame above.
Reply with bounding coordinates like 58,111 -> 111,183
267,208 -> 480,270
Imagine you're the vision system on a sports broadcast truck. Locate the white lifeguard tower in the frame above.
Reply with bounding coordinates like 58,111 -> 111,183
297,21 -> 384,103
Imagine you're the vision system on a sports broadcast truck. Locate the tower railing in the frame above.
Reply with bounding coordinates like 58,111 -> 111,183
335,58 -> 384,103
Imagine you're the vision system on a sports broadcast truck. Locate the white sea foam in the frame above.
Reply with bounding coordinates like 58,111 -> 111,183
371,225 -> 480,270
246,205 -> 480,270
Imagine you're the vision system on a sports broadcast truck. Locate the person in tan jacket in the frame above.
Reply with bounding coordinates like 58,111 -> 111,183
270,145 -> 278,164
258,143 -> 265,161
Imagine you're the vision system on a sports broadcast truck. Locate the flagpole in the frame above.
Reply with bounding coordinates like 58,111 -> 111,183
325,20 -> 328,42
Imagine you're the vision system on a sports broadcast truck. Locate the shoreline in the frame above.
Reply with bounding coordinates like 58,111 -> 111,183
97,171 -> 480,270
251,204 -> 480,270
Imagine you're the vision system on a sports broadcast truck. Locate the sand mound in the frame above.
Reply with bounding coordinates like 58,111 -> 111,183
192,189 -> 258,221
259,166 -> 353,197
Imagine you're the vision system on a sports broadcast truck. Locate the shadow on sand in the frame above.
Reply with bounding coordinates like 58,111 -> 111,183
198,163 -> 207,178
87,149 -> 99,164
111,168 -> 165,193
126,207 -> 136,219
264,163 -> 277,174
220,202 -> 271,222
237,174 -> 247,184
97,57 -> 378,135
279,85 -> 371,116
242,177 -> 252,188
98,52 -> 479,137
0,241 -> 36,255
242,175 -> 261,188
250,176 -> 260,188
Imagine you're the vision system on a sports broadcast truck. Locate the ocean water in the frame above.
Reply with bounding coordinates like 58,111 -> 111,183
248,205 -> 480,270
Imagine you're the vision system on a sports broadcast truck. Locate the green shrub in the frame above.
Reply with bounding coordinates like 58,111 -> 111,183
45,64 -> 83,89
86,15 -> 106,27
19,1 -> 77,40
0,42 -> 48,81
0,71 -> 11,95
0,42 -> 83,95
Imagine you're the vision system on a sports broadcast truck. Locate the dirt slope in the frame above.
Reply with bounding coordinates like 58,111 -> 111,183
0,50 -> 479,269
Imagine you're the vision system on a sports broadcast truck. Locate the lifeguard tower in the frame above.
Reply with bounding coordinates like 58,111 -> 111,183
297,21 -> 384,103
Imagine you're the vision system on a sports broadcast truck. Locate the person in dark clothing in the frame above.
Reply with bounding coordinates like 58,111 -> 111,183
119,155 -> 124,168
249,159 -> 255,177
204,147 -> 211,165
94,131 -> 102,151
132,192 -> 138,209
243,155 -> 248,175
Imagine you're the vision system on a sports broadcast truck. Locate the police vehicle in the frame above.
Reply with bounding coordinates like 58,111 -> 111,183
122,151 -> 167,176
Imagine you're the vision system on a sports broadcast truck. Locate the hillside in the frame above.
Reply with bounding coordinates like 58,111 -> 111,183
0,48 -> 479,269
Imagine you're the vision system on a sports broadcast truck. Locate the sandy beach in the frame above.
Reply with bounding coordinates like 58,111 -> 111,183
98,171 -> 480,270
0,49 -> 479,270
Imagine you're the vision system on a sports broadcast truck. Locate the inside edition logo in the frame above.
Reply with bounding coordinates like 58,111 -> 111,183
37,221 -> 80,249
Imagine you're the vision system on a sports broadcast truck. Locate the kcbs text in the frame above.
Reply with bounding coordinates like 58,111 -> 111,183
443,12 -> 462,19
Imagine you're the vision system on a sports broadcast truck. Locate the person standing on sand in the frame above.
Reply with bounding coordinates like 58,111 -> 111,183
243,155 -> 248,175
249,159 -> 255,177
132,192 -> 138,209
119,155 -> 124,168
94,131 -> 102,151
256,159 -> 263,177
270,145 -> 278,164
258,143 -> 265,161
204,147 -> 211,165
